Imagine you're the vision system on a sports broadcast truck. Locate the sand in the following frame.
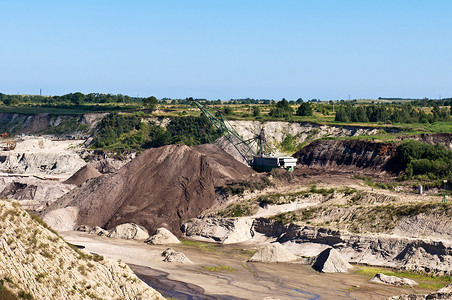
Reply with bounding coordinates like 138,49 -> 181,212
60,231 -> 436,300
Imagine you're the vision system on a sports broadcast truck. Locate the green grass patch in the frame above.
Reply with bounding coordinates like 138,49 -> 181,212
201,265 -> 237,272
179,239 -> 221,252
354,265 -> 452,290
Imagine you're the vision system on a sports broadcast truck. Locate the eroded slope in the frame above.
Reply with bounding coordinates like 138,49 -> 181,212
0,200 -> 164,300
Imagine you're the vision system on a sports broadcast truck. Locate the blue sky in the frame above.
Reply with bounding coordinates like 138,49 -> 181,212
1,1 -> 451,100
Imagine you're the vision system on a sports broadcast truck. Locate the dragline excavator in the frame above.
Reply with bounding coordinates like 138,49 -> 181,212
190,99 -> 297,172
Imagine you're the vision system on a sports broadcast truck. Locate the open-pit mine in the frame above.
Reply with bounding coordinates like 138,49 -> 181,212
0,112 -> 451,300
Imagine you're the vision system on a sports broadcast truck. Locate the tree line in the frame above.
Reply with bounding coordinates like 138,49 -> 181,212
335,104 -> 450,124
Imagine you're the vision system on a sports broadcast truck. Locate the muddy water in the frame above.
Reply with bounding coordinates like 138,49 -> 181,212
131,264 -> 244,300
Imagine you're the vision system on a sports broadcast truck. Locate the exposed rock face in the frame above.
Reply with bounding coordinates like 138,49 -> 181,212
0,112 -> 105,136
0,177 -> 73,211
312,248 -> 353,273
0,136 -> 86,176
293,140 -> 402,174
182,217 -> 254,244
414,133 -> 452,150
0,200 -> 164,300
370,273 -> 418,286
64,164 -> 102,186
253,219 -> 452,275
107,223 -> 149,240
162,248 -> 192,264
44,144 -> 256,235
146,228 -> 181,245
248,242 -> 298,263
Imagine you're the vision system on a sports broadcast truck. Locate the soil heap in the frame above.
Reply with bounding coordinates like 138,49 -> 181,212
64,163 -> 102,186
44,144 -> 255,235
248,242 -> 298,263
312,248 -> 353,273
146,228 -> 181,245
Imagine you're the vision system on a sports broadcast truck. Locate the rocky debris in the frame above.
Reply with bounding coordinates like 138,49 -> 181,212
44,144 -> 256,235
388,283 -> 452,299
0,200 -> 164,300
312,247 -> 353,273
0,177 -> 74,211
370,273 -> 417,287
146,228 -> 181,245
64,163 -> 102,186
293,139 -> 402,174
248,242 -> 298,263
162,248 -> 192,264
254,219 -> 452,275
182,217 -> 254,244
81,150 -> 136,173
76,225 -> 91,232
107,223 -> 149,240
89,226 -> 109,236
0,149 -> 86,176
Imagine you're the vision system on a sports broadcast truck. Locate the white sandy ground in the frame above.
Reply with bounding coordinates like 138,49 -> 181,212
0,136 -> 86,179
61,231 -> 435,300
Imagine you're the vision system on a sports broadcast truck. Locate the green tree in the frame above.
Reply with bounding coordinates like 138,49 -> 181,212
144,96 -> 158,112
296,102 -> 313,116
269,98 -> 294,118
252,106 -> 261,117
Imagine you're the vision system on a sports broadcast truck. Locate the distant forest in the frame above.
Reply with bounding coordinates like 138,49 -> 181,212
0,92 -> 451,124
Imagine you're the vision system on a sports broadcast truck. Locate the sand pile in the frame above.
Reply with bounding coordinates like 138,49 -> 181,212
312,248 -> 353,273
146,228 -> 181,245
108,223 -> 149,240
249,242 -> 298,263
64,164 -> 102,186
44,144 -> 255,235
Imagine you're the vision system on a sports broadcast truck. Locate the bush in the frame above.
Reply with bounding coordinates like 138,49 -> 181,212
397,140 -> 452,179
296,102 -> 313,116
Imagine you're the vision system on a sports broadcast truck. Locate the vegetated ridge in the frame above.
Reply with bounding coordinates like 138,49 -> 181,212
0,200 -> 164,299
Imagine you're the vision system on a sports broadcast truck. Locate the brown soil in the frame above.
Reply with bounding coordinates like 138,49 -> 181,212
46,144 -> 255,235
64,163 -> 101,185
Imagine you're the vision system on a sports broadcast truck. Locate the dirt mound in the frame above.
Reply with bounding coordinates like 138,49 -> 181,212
64,163 -> 102,185
312,248 -> 353,273
162,248 -> 192,264
44,144 -> 255,235
293,140 -> 402,174
108,223 -> 149,240
146,228 -> 181,245
248,242 -> 298,263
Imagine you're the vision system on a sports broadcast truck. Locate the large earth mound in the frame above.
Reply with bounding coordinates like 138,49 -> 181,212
44,144 -> 255,235
64,163 -> 102,185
